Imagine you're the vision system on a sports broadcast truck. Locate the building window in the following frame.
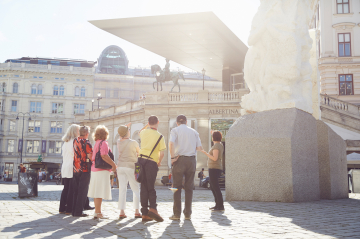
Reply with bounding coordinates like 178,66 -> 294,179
38,60 -> 48,65
28,120 -> 41,133
26,140 -> 40,153
30,102 -> 36,113
59,86 -> 64,96
114,89 -> 119,98
0,100 -> 4,111
31,84 -> 37,94
9,120 -> 16,131
49,141 -> 62,154
53,86 -> 59,95
7,139 -> 14,152
80,87 -> 85,97
339,74 -> 353,95
74,104 -> 85,114
13,83 -> 18,93
2,83 -> 6,92
11,100 -> 17,112
337,0 -> 349,14
75,86 -> 80,96
338,33 -> 351,57
38,84 -> 42,94
52,103 -> 63,114
50,121 -> 62,133
30,102 -> 42,113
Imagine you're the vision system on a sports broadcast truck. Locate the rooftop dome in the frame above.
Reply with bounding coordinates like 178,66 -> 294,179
97,45 -> 129,74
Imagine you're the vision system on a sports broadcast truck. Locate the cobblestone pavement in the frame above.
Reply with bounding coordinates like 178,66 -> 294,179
1,182 -> 360,239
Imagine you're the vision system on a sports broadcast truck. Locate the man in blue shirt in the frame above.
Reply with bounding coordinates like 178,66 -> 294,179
169,115 -> 203,220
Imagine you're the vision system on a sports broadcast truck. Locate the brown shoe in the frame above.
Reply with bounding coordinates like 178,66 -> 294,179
142,215 -> 153,222
148,208 -> 164,222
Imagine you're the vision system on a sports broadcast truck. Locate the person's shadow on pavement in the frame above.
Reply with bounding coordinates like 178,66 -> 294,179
158,220 -> 203,238
210,211 -> 232,226
1,214 -> 79,238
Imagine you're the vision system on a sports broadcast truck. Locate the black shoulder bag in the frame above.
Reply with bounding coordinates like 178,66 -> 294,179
135,135 -> 163,183
95,141 -> 114,170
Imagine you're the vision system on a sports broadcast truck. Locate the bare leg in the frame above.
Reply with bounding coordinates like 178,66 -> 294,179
94,198 -> 102,214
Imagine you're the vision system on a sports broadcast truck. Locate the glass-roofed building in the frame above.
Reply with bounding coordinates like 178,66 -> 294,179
97,45 -> 129,75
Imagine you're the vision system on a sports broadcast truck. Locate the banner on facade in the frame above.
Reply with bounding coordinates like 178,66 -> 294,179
41,140 -> 46,153
18,139 -> 23,152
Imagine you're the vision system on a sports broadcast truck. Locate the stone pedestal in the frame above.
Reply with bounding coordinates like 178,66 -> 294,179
226,108 -> 320,202
317,120 -> 348,199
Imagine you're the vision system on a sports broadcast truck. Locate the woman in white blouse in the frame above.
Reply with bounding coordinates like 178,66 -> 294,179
117,123 -> 141,219
59,124 -> 80,214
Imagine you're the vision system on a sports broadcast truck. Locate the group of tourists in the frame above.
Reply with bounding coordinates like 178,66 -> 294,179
59,114 -> 224,221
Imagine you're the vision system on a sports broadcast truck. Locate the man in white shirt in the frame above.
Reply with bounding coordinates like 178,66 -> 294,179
169,114 -> 203,220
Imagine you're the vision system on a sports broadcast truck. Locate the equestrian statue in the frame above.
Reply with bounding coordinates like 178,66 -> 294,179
151,59 -> 185,92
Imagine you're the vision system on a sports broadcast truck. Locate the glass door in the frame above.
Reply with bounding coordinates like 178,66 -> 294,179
4,163 -> 14,181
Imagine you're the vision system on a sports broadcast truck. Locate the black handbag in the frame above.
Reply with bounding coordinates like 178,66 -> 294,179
95,140 -> 114,170
135,135 -> 163,183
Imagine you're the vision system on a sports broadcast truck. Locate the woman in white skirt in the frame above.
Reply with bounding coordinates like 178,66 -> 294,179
88,125 -> 117,219
117,123 -> 141,219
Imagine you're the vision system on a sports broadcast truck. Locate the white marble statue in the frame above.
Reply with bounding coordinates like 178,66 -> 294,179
241,0 -> 315,115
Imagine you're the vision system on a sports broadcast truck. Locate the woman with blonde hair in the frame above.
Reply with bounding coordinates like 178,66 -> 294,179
88,125 -> 117,219
117,123 -> 141,219
59,124 -> 80,214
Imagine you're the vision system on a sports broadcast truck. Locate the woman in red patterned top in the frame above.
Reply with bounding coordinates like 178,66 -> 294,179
72,125 -> 93,217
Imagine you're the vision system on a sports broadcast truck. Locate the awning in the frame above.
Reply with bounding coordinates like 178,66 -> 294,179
89,12 -> 248,81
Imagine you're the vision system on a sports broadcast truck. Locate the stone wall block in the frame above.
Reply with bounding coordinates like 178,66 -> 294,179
317,120 -> 348,200
226,108 -> 320,203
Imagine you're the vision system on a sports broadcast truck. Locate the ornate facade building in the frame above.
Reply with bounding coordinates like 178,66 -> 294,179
0,58 -> 96,181
0,48 -> 222,181
318,0 -> 360,104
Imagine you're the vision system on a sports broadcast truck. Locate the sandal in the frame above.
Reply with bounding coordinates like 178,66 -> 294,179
119,214 -> 127,219
94,212 -> 109,219
135,213 -> 142,218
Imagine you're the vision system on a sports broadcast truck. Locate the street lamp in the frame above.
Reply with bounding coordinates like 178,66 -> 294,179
202,68 -> 206,90
97,92 -> 102,109
91,99 -> 94,111
156,71 -> 160,91
16,112 -> 31,164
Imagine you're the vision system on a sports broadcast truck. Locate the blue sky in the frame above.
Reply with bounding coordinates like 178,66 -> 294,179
0,0 -> 260,71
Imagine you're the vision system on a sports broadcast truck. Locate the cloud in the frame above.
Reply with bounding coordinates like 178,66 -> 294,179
0,31 -> 7,42
35,35 -> 45,42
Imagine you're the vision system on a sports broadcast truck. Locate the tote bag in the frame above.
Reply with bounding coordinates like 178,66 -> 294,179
95,141 -> 114,170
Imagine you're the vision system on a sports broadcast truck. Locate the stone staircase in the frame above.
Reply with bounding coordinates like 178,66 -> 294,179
320,94 -> 360,153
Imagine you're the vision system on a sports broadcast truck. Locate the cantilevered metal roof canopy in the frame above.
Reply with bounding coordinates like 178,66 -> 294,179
89,12 -> 248,82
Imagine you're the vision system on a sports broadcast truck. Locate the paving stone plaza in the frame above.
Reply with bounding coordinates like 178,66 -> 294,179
0,183 -> 360,239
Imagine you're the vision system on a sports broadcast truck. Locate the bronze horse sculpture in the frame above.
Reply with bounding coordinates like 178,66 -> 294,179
151,64 -> 185,92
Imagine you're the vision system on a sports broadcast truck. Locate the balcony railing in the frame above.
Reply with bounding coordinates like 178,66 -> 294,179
169,93 -> 198,102
320,94 -> 360,116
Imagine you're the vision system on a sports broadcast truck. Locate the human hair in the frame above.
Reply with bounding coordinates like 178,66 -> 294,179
80,125 -> 90,136
148,115 -> 159,125
176,114 -> 187,124
92,125 -> 109,141
62,124 -> 80,142
212,130 -> 223,142
202,168 -> 204,171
